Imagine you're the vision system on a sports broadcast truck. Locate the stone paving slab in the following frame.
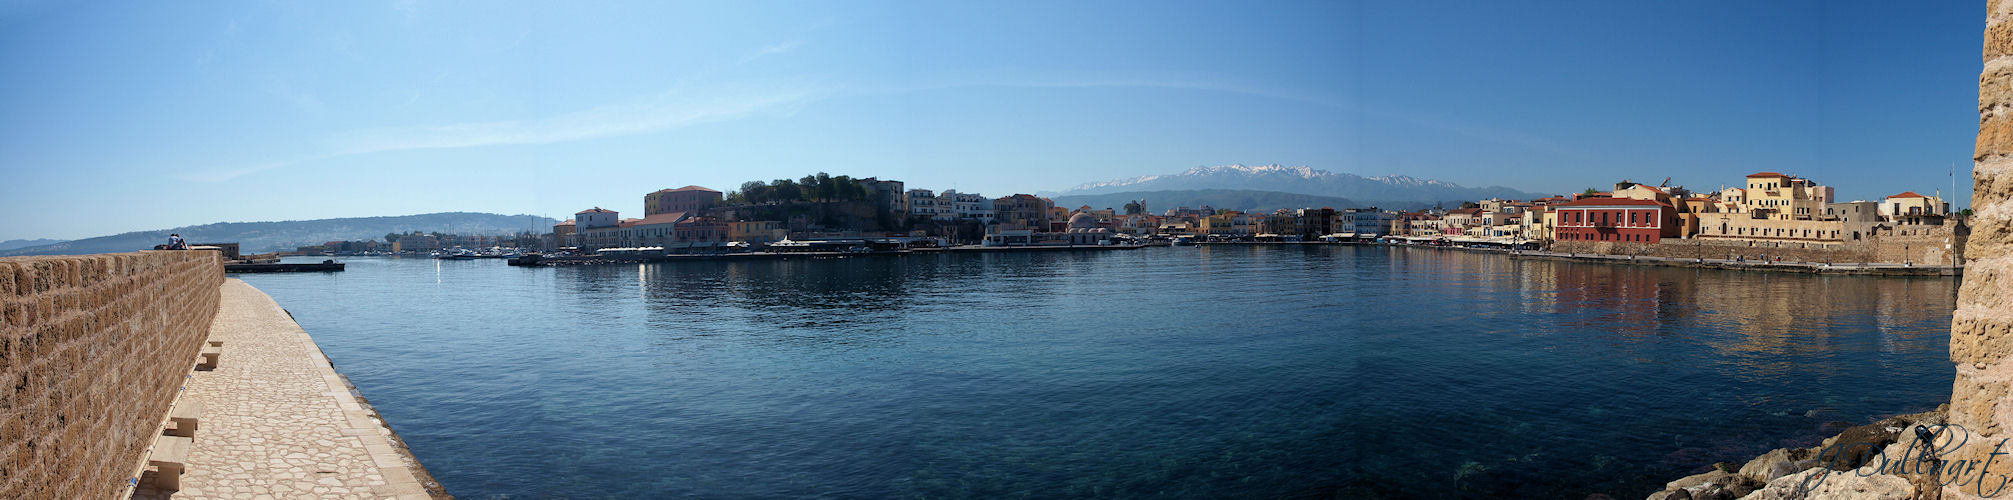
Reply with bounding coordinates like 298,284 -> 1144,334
130,279 -> 435,500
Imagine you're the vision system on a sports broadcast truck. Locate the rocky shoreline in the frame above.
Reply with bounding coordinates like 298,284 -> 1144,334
1645,405 -> 1949,500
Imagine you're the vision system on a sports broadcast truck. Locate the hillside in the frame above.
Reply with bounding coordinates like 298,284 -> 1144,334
0,239 -> 66,252
1048,164 -> 1550,205
1,212 -> 559,256
1051,189 -> 1375,214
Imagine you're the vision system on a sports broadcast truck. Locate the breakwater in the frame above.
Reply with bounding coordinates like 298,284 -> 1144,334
0,251 -> 222,499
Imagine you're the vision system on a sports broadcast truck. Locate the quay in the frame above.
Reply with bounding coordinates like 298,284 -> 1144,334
0,252 -> 438,499
130,279 -> 441,499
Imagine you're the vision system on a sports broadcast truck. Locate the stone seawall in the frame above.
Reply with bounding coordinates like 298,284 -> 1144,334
1553,234 -> 1966,267
0,251 -> 223,499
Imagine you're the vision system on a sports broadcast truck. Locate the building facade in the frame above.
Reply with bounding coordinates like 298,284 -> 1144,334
1550,198 -> 1676,243
644,186 -> 722,216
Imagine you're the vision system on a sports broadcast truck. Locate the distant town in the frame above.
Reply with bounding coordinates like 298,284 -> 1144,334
278,171 -> 1966,267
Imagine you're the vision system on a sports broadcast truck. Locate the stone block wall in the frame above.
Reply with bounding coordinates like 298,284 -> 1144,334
0,251 -> 222,499
1549,232 -> 1965,266
1948,2 -> 2013,497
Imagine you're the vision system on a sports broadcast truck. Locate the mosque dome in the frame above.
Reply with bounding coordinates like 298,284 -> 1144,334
1068,212 -> 1097,229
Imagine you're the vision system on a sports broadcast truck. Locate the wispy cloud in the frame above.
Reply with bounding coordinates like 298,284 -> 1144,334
328,83 -> 820,155
900,69 -> 1350,110
180,81 -> 824,182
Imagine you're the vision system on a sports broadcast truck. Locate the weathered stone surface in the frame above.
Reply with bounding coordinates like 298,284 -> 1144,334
1820,421 -> 1907,471
0,251 -> 220,500
1983,112 -> 2013,160
1741,446 -> 1818,481
1950,375 -> 2010,440
1740,468 -> 1914,500
1658,470 -> 1763,500
1951,314 -> 2013,365
1990,20 -> 2013,62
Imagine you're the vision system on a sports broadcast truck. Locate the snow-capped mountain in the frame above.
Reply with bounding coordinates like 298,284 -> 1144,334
1045,164 -> 1547,206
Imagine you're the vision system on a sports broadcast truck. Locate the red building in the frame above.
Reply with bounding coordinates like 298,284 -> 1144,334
1550,198 -> 1677,243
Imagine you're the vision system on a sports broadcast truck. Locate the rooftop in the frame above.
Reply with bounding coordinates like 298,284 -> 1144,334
1554,197 -> 1670,208
1888,191 -> 1927,199
1747,172 -> 1791,178
651,185 -> 720,194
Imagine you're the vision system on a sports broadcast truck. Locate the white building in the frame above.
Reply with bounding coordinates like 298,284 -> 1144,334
939,190 -> 996,223
575,207 -> 619,229
908,189 -> 946,219
1342,209 -> 1396,236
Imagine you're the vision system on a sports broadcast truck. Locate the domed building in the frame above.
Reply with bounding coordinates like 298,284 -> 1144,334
1064,211 -> 1113,245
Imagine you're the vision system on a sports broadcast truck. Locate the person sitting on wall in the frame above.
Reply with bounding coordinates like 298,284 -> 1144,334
167,233 -> 187,250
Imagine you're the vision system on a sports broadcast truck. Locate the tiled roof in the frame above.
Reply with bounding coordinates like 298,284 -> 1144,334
1553,198 -> 1669,208
1747,172 -> 1790,178
629,212 -> 689,226
576,207 -> 615,214
652,185 -> 720,193
1887,191 -> 1926,199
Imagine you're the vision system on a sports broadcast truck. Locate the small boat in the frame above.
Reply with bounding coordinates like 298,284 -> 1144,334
1171,236 -> 1195,246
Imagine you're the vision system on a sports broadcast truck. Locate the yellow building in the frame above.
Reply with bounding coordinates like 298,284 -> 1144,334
727,221 -> 786,245
1879,191 -> 1947,218
1200,211 -> 1255,236
1739,172 -> 1832,220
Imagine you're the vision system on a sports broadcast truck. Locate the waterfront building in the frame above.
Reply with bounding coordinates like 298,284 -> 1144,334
1880,191 -> 1948,218
857,177 -> 907,214
1200,211 -> 1256,237
644,186 -> 722,216
1549,197 -> 1677,243
390,235 -> 438,253
1614,183 -> 1676,206
617,212 -> 689,248
553,220 -> 576,248
983,228 -> 1035,246
1047,206 -> 1071,231
672,216 -> 728,246
576,207 -> 619,229
1692,173 -> 1858,248
908,189 -> 944,219
1063,212 -> 1116,244
573,207 -> 623,250
727,220 -> 787,245
1342,209 -> 1395,236
1443,208 -> 1483,235
1737,172 -> 1832,220
1296,208 -> 1338,238
994,194 -> 1054,231
940,190 -> 997,223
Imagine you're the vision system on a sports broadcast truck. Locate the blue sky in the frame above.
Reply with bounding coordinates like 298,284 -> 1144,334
0,0 -> 1983,240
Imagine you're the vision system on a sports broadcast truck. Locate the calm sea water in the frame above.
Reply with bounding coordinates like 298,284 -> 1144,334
240,246 -> 1957,499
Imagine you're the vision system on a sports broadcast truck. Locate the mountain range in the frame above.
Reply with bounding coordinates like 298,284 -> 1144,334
1044,164 -> 1551,207
1050,190 -> 1372,215
1,212 -> 559,257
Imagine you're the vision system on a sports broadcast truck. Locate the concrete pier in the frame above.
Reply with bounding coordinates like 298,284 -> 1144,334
129,279 -> 440,499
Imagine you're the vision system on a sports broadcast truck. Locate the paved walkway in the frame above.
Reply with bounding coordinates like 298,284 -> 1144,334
131,279 -> 434,499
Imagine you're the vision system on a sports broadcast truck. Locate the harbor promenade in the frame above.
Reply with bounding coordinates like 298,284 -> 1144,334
129,279 -> 439,499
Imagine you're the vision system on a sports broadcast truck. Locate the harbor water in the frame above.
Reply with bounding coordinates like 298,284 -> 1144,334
240,246 -> 1958,498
